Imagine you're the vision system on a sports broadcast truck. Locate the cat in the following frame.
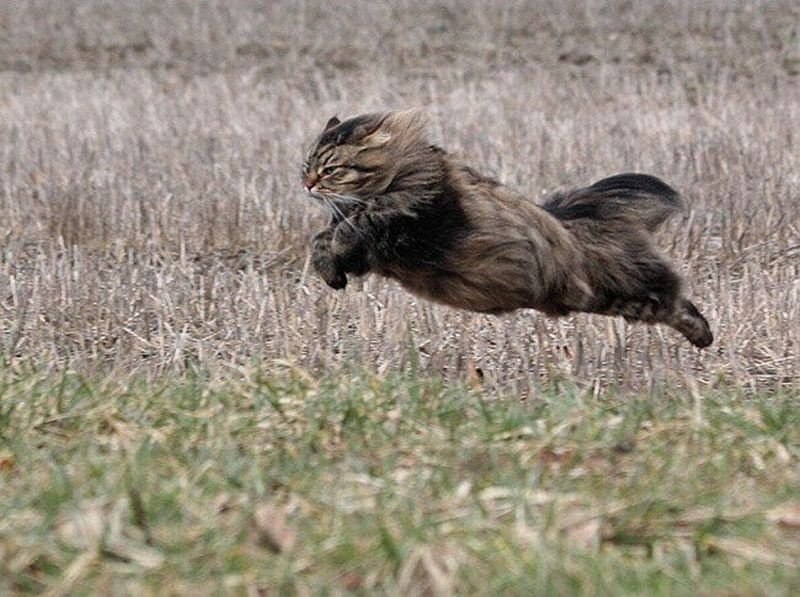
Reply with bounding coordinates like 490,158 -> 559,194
301,110 -> 713,348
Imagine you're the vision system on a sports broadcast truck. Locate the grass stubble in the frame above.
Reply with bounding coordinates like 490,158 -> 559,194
0,0 -> 798,594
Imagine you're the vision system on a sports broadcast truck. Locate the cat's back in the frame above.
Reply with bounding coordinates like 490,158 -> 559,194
443,158 -> 563,242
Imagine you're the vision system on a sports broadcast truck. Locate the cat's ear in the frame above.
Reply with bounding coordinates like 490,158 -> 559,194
356,114 -> 391,147
324,116 -> 341,130
368,109 -> 426,147
361,129 -> 391,147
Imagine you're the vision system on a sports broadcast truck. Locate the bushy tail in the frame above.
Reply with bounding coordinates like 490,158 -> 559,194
543,173 -> 683,232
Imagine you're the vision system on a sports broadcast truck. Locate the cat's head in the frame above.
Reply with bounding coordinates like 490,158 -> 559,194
301,110 -> 433,212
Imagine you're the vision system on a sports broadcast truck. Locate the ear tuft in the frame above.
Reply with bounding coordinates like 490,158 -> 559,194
348,113 -> 391,146
362,129 -> 391,147
355,114 -> 386,137
324,116 -> 341,130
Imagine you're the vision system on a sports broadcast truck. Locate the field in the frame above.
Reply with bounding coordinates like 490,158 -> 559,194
1,0 -> 798,594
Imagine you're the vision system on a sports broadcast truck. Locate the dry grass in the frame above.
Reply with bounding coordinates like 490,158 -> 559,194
1,2 -> 799,593
1,0 -> 799,392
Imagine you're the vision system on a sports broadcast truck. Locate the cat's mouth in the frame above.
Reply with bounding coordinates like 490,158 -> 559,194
306,187 -> 330,204
307,188 -> 324,201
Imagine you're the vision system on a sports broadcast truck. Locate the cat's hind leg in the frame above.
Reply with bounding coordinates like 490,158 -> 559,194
604,294 -> 713,348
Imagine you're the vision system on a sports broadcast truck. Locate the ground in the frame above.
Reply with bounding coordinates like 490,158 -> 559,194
0,0 -> 798,594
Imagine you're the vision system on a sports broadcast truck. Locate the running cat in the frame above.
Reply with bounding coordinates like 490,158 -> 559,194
302,111 -> 713,347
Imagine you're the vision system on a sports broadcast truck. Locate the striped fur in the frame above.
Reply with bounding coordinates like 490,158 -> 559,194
303,111 -> 713,348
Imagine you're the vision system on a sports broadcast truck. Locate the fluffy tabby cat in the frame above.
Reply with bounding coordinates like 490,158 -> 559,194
302,110 -> 713,348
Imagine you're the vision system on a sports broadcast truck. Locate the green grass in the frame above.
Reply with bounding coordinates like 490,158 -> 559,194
1,365 -> 798,595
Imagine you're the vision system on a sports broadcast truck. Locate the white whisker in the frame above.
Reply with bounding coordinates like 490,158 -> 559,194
320,196 -> 359,234
329,192 -> 369,207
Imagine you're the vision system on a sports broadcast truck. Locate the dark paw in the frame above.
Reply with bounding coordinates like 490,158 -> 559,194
692,330 -> 714,349
315,262 -> 348,290
688,318 -> 714,348
674,300 -> 714,348
311,248 -> 347,290
324,270 -> 348,290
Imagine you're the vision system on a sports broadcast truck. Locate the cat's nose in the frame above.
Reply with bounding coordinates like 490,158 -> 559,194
304,174 -> 318,190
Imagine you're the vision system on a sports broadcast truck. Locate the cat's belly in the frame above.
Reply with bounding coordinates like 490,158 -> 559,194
379,264 -> 534,314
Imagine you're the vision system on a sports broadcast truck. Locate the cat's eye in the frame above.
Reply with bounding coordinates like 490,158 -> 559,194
321,166 -> 339,176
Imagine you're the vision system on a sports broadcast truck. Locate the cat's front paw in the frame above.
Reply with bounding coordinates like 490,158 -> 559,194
312,252 -> 348,290
311,234 -> 347,290
321,265 -> 348,289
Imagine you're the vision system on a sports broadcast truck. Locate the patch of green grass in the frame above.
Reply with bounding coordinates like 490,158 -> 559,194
0,365 -> 798,595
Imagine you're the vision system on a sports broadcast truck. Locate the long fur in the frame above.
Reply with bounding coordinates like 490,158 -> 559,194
302,111 -> 713,348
